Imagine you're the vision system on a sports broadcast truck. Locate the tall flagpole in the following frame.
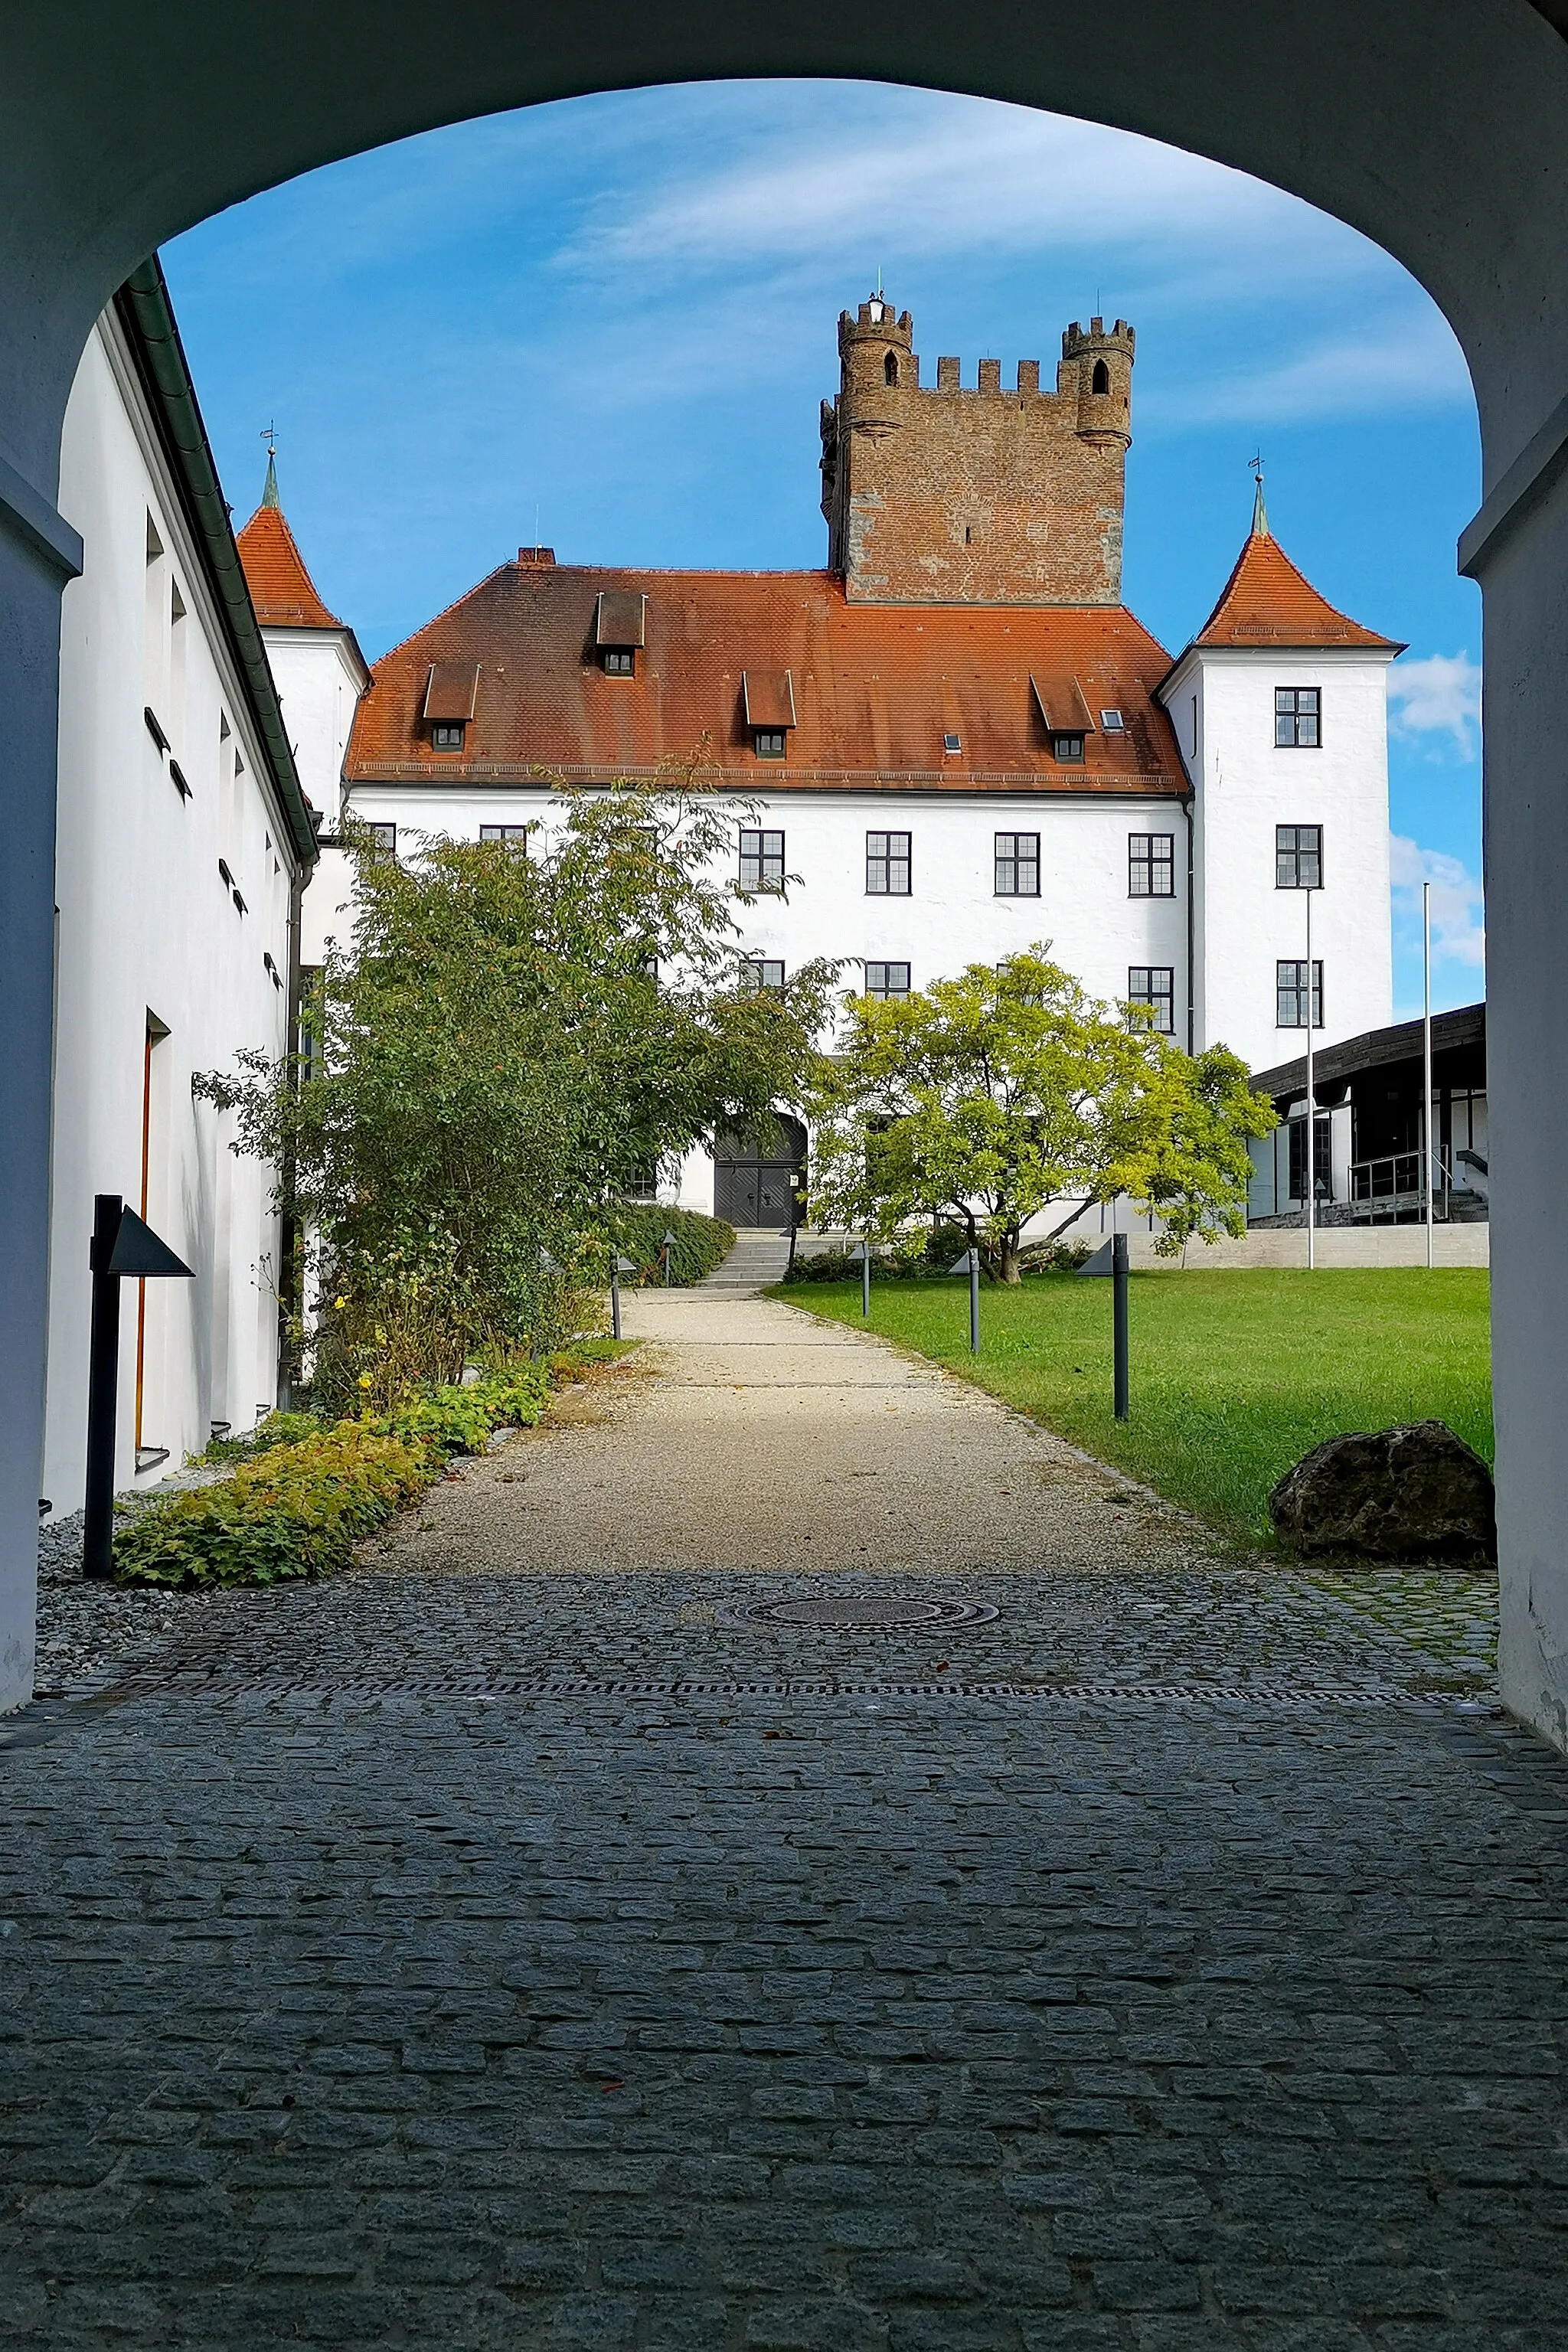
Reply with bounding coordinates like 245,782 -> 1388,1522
1305,884 -> 1315,1271
1423,879 -> 1435,1269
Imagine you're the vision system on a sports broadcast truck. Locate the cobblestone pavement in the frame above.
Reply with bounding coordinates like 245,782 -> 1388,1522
3,1298 -> 1561,2350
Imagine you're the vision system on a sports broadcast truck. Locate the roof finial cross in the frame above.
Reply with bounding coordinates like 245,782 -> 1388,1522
1247,450 -> 1268,539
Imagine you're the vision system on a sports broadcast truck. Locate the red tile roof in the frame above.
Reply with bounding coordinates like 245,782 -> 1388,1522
235,501 -> 342,629
345,564 -> 1187,795
1194,528 -> 1400,652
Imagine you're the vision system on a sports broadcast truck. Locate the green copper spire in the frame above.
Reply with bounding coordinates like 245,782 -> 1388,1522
1250,462 -> 1268,538
262,448 -> 279,509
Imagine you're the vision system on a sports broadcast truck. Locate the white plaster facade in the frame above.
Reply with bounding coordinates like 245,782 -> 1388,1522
260,624 -> 364,964
1158,645 -> 1396,1072
42,305 -> 309,1517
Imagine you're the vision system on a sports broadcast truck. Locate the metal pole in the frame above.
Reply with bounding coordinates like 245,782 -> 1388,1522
1423,879 -> 1435,1269
1112,1230 -> 1129,1419
611,1264 -> 622,1341
969,1250 -> 979,1355
861,1237 -> 871,1319
83,1194 -> 123,1582
1305,887 -> 1315,1271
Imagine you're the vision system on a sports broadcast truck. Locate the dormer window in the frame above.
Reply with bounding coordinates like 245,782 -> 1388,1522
742,670 -> 796,760
603,647 -> 635,676
1052,733 -> 1085,763
595,590 -> 646,680
423,661 -> 480,749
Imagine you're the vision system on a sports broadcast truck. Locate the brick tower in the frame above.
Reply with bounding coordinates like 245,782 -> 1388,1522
820,296 -> 1135,605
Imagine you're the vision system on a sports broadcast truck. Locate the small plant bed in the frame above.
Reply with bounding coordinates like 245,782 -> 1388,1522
775,1269 -> 1493,1550
113,1342 -> 633,1590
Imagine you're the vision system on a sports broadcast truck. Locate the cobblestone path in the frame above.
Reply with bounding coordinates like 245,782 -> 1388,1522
2,1297 -> 1563,2348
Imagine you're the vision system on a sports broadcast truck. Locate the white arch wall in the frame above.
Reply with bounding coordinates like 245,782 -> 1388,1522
2,4 -> 1566,1730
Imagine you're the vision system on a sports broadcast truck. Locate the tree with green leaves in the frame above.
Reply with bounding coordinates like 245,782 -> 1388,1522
199,782 -> 834,1406
809,949 -> 1274,1283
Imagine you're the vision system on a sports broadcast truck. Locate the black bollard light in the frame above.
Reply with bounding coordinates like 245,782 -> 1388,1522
611,1252 -> 635,1341
1112,1231 -> 1130,1421
949,1246 -> 980,1355
83,1193 -> 194,1580
854,1236 -> 871,1318
662,1228 -> 677,1288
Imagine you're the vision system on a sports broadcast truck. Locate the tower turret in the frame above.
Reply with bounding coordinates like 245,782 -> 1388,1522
838,295 -> 916,396
1060,317 -> 1135,449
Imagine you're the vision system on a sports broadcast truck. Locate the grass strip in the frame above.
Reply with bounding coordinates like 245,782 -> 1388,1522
773,1269 -> 1492,1547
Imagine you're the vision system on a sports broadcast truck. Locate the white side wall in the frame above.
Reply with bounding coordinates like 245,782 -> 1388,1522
1163,647 -> 1393,1072
263,626 -> 364,965
44,318 -> 300,1513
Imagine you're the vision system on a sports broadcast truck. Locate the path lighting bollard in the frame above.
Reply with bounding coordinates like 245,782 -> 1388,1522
949,1246 -> 980,1355
662,1229 -> 677,1288
83,1192 -> 194,1582
1075,1230 -> 1131,1421
1112,1232 -> 1130,1421
611,1253 -> 635,1341
853,1236 -> 871,1318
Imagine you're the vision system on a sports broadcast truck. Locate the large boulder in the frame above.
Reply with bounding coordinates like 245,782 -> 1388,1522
1268,1420 -> 1496,1563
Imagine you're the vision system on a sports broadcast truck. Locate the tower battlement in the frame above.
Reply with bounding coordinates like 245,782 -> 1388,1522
820,292 -> 1135,604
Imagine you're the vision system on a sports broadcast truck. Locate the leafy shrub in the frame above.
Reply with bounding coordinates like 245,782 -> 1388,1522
115,1426 -> 430,1589
612,1203 -> 735,1286
782,1247 -> 864,1285
117,1347 -> 619,1589
1021,1236 -> 1094,1272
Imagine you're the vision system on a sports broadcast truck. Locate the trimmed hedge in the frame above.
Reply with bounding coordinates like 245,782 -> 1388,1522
112,1354 -> 616,1589
612,1203 -> 735,1286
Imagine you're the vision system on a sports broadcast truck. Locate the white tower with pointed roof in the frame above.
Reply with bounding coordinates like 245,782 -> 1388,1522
1158,489 -> 1400,1076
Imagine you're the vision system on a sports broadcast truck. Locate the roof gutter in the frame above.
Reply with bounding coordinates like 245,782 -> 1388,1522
113,259 -> 317,871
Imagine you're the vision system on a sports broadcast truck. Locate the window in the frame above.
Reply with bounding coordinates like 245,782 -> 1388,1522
942,731 -> 962,756
743,957 -> 785,994
1099,707 -> 1125,732
753,728 -> 788,759
994,831 -> 1040,897
479,824 -> 528,848
884,351 -> 898,386
1276,959 -> 1325,1027
1275,686 -> 1321,747
865,962 -> 911,1001
431,721 -> 465,750
1091,358 -> 1111,394
1052,733 -> 1085,763
1129,833 -> 1174,897
739,828 -> 784,890
866,830 -> 911,895
1276,823 -> 1323,889
368,822 -> 397,858
1128,966 -> 1175,1034
603,648 -> 635,676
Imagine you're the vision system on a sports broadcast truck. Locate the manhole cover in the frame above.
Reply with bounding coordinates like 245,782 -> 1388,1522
733,1596 -> 999,1630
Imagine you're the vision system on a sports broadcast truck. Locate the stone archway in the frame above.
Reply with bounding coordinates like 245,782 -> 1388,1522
3,4 -> 1568,1744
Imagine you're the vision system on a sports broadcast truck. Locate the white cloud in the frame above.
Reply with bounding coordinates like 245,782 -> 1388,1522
1390,835 -> 1485,972
1144,310 -> 1472,431
1389,652 -> 1481,756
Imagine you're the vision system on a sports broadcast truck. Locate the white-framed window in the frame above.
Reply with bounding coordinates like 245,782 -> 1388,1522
1129,833 -> 1174,897
866,831 -> 911,895
865,962 -> 911,1001
739,828 -> 785,890
1276,959 -> 1324,1027
1128,966 -> 1175,1034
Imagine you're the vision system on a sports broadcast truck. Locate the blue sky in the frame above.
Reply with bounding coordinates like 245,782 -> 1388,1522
164,79 -> 1485,1017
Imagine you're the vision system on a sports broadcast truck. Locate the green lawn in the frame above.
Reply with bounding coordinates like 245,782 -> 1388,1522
775,1269 -> 1492,1547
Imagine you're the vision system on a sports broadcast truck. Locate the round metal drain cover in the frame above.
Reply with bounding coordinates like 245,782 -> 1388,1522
734,1596 -> 998,1630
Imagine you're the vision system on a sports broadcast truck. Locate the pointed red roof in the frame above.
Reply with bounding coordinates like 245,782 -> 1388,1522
236,496 -> 341,629
1194,521 -> 1400,652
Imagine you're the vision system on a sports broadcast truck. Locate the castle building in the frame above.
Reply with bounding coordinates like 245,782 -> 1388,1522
256,296 -> 1400,1230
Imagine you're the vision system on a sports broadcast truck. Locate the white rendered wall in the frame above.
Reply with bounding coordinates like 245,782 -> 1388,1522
1163,648 -> 1393,1073
44,318 -> 300,1515
263,626 -> 364,965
